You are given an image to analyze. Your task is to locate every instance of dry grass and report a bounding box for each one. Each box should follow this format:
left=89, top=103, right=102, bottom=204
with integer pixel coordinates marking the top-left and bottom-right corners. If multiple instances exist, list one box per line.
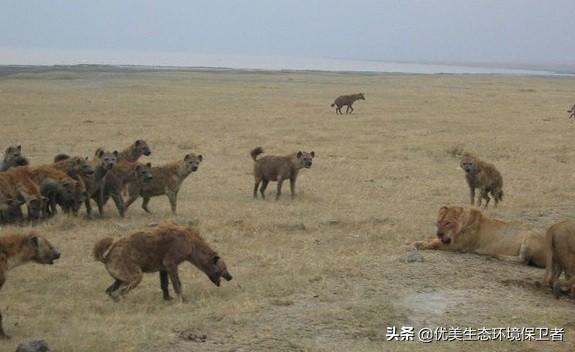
left=0, top=68, right=574, bottom=351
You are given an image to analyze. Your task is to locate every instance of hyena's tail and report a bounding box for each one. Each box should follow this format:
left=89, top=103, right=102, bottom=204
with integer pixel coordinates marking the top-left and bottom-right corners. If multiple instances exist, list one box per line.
left=250, top=147, right=264, bottom=161
left=54, top=153, right=71, bottom=163
left=93, top=237, right=115, bottom=263
left=330, top=103, right=335, bottom=107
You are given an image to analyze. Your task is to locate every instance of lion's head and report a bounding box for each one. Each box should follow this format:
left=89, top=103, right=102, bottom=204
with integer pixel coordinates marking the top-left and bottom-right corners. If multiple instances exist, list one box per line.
left=435, top=206, right=482, bottom=245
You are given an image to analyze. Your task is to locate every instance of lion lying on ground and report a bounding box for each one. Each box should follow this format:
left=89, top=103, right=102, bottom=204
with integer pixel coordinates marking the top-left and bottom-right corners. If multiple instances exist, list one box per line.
left=412, top=206, right=546, bottom=267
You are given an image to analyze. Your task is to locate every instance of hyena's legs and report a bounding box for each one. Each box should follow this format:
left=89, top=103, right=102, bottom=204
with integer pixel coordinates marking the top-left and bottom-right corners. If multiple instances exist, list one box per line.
left=253, top=176, right=262, bottom=199
left=336, top=106, right=342, bottom=115
left=276, top=178, right=285, bottom=200
left=108, top=265, right=143, bottom=301
left=105, top=279, right=122, bottom=295
left=348, top=105, right=354, bottom=114
left=260, top=179, right=269, bottom=199
left=159, top=270, right=172, bottom=300
left=166, top=191, right=178, bottom=215
left=124, top=194, right=139, bottom=211
left=141, top=197, right=152, bottom=213
left=480, top=189, right=491, bottom=208
left=289, top=176, right=297, bottom=200
left=469, top=187, right=476, bottom=206
left=493, top=190, right=503, bottom=207
left=96, top=193, right=108, bottom=216
left=84, top=198, right=92, bottom=218
left=345, top=105, right=351, bottom=114
left=124, top=184, right=141, bottom=211
left=163, top=260, right=185, bottom=303
left=110, top=191, right=125, bottom=217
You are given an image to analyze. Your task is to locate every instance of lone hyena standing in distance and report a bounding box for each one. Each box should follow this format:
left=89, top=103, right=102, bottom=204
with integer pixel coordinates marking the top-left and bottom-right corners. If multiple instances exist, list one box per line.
left=331, top=93, right=365, bottom=115
left=460, top=153, right=504, bottom=208
left=251, top=147, right=314, bottom=200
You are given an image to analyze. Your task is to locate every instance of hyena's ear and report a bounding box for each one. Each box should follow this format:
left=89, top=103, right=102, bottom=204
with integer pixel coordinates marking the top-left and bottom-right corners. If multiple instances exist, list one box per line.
left=28, top=235, right=39, bottom=249
left=297, top=151, right=303, bottom=159
left=310, top=151, right=315, bottom=158
left=135, top=139, right=144, bottom=146
left=95, top=148, right=104, bottom=158
left=16, top=145, right=22, bottom=151
left=84, top=156, right=89, bottom=161
left=213, top=255, right=220, bottom=264
left=197, top=154, right=203, bottom=162
left=146, top=162, right=151, bottom=167
left=113, top=150, right=119, bottom=157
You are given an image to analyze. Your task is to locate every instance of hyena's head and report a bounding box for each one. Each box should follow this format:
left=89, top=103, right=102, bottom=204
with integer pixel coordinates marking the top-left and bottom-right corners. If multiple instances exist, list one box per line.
left=134, top=162, right=153, bottom=182
left=27, top=197, right=45, bottom=220
left=74, top=157, right=95, bottom=177
left=96, top=149, right=118, bottom=170
left=134, top=139, right=152, bottom=157
left=61, top=179, right=87, bottom=203
left=25, top=233, right=61, bottom=265
left=202, top=254, right=233, bottom=287
left=460, top=154, right=478, bottom=174
left=4, top=145, right=28, bottom=167
left=296, top=151, right=315, bottom=169
left=358, top=93, right=365, bottom=100
left=184, top=153, right=203, bottom=173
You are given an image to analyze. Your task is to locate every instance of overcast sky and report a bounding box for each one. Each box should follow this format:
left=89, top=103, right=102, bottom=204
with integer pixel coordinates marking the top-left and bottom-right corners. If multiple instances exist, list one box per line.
left=0, top=0, right=573, bottom=65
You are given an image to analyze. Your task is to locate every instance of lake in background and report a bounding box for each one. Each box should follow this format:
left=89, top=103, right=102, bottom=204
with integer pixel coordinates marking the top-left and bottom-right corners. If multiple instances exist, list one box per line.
left=0, top=48, right=570, bottom=76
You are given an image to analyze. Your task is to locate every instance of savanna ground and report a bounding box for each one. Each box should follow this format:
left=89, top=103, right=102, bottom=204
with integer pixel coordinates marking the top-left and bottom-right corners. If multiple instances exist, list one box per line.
left=0, top=67, right=574, bottom=351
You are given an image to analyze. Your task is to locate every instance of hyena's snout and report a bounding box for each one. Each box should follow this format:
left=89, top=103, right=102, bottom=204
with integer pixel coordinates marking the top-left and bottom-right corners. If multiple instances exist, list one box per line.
left=52, top=250, right=61, bottom=261
left=223, top=271, right=232, bottom=281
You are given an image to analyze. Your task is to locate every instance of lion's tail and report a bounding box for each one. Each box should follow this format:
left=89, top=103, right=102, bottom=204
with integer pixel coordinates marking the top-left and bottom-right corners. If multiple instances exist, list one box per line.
left=93, top=237, right=115, bottom=263
left=250, top=147, right=264, bottom=161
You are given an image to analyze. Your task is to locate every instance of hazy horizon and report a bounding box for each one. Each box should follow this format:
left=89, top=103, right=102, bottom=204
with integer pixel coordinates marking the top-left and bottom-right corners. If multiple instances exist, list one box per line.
left=1, top=0, right=574, bottom=67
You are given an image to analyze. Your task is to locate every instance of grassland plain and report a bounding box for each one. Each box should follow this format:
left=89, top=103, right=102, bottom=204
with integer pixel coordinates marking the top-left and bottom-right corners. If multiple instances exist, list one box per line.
left=0, top=67, right=574, bottom=351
